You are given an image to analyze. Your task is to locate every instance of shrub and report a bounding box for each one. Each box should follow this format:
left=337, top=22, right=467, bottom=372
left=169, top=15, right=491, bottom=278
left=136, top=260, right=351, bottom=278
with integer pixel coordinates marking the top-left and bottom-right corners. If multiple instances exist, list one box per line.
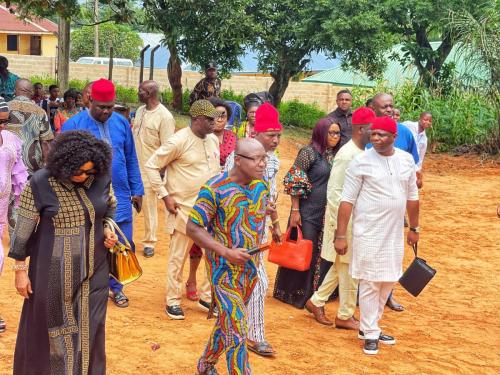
left=278, top=100, right=326, bottom=129
left=161, top=89, right=191, bottom=113
left=220, top=89, right=245, bottom=108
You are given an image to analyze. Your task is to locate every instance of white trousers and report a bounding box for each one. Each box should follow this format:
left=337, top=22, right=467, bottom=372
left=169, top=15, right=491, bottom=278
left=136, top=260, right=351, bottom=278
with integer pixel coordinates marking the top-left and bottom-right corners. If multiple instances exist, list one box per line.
left=247, top=252, right=268, bottom=342
left=359, top=280, right=394, bottom=340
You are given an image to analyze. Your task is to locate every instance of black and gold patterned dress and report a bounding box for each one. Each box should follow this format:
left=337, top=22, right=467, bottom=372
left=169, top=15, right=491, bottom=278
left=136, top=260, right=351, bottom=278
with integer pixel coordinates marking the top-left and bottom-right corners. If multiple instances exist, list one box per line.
left=8, top=168, right=115, bottom=375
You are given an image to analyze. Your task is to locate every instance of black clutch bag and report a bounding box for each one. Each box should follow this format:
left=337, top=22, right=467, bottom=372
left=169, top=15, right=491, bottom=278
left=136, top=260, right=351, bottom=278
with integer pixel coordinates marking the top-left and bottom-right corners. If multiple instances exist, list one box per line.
left=399, top=243, right=436, bottom=297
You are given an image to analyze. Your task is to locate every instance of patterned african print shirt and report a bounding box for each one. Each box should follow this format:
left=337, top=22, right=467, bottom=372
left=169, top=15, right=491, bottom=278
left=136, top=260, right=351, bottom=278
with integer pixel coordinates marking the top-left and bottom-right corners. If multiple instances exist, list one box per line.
left=188, top=77, right=222, bottom=106
left=7, top=96, right=54, bottom=175
left=189, top=172, right=269, bottom=267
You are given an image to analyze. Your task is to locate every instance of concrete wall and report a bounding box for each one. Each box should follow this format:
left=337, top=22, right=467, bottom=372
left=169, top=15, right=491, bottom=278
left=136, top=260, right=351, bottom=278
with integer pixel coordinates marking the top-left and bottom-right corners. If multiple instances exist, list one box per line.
left=3, top=54, right=342, bottom=112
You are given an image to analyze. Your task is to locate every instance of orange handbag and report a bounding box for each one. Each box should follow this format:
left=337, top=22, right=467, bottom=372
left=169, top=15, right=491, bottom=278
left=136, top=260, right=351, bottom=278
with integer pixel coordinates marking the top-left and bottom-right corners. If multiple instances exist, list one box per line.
left=268, top=226, right=313, bottom=271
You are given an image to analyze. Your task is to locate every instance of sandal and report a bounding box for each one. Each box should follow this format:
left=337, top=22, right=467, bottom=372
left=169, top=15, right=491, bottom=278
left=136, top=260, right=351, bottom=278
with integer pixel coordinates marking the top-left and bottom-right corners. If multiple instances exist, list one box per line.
left=386, top=296, right=404, bottom=312
left=186, top=282, right=199, bottom=301
left=0, top=316, right=6, bottom=333
left=109, top=291, right=129, bottom=308
left=247, top=340, right=275, bottom=357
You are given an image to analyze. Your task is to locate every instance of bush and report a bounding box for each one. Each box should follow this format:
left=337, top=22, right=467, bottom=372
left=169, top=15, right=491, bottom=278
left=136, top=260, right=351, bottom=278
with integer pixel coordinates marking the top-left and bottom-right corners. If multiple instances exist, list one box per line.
left=161, top=89, right=191, bottom=113
left=220, top=89, right=245, bottom=108
left=278, top=100, right=326, bottom=129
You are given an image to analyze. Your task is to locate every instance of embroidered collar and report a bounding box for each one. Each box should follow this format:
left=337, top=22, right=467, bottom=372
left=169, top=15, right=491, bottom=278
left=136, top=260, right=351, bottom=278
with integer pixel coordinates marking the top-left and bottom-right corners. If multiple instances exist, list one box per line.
left=60, top=175, right=95, bottom=191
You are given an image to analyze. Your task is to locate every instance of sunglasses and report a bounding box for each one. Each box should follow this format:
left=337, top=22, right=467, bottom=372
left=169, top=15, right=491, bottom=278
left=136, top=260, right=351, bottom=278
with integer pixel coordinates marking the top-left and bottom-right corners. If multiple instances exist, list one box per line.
left=73, top=168, right=97, bottom=177
left=0, top=118, right=9, bottom=124
left=328, top=131, right=341, bottom=137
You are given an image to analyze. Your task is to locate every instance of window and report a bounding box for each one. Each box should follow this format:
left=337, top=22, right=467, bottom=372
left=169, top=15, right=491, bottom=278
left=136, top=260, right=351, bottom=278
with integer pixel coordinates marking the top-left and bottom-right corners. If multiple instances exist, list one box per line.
left=7, top=35, right=18, bottom=51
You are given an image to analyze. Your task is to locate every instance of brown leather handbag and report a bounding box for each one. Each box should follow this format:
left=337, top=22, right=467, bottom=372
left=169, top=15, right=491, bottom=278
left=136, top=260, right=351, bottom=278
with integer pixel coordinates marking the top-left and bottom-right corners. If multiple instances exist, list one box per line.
left=105, top=219, right=143, bottom=285
left=268, top=226, right=313, bottom=271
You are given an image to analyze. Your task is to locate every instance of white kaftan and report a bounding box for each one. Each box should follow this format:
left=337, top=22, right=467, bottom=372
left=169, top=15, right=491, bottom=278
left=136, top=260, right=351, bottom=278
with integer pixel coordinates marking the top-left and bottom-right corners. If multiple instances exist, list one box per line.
left=341, top=148, right=418, bottom=282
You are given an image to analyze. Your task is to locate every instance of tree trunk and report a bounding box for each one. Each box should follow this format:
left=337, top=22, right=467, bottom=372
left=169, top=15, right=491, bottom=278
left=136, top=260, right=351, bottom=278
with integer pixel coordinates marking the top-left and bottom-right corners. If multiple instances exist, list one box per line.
left=57, top=16, right=71, bottom=92
left=269, top=67, right=292, bottom=107
left=167, top=42, right=183, bottom=111
left=94, top=0, right=99, bottom=57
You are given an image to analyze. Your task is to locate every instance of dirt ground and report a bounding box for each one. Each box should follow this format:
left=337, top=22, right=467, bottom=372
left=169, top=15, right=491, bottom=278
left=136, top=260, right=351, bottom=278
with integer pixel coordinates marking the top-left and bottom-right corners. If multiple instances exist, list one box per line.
left=1, top=135, right=499, bottom=375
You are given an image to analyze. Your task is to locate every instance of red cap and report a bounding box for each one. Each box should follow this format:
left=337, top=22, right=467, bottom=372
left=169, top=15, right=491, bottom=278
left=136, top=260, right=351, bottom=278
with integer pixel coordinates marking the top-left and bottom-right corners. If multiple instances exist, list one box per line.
left=371, top=116, right=397, bottom=134
left=352, top=106, right=376, bottom=125
left=254, top=102, right=283, bottom=132
left=91, top=78, right=116, bottom=102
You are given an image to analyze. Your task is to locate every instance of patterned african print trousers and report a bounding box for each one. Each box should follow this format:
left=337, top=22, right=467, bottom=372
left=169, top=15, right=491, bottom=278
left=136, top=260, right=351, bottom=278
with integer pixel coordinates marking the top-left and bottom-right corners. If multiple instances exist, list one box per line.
left=197, top=258, right=258, bottom=375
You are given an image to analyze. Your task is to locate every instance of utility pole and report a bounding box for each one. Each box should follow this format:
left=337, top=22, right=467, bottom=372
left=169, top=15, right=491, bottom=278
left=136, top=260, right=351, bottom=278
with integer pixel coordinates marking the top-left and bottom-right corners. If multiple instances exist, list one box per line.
left=94, top=0, right=99, bottom=57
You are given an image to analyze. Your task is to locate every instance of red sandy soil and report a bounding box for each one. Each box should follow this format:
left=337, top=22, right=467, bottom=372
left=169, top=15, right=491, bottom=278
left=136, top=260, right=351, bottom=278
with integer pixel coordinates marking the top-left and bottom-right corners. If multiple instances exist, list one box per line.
left=1, top=136, right=499, bottom=374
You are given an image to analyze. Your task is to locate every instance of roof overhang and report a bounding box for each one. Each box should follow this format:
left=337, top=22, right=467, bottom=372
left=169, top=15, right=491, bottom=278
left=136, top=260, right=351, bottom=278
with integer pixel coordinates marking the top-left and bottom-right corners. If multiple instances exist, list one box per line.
left=0, top=30, right=56, bottom=35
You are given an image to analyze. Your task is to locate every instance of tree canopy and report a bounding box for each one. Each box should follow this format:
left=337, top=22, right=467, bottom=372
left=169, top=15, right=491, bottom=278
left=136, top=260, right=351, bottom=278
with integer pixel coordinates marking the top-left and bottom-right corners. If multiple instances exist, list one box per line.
left=71, top=22, right=143, bottom=61
left=320, top=0, right=495, bottom=88
left=143, top=0, right=253, bottom=109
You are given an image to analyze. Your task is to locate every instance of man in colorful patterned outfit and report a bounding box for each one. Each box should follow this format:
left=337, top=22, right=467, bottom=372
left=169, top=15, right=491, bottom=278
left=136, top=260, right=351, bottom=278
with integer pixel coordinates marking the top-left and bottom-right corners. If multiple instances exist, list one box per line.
left=187, top=138, right=270, bottom=375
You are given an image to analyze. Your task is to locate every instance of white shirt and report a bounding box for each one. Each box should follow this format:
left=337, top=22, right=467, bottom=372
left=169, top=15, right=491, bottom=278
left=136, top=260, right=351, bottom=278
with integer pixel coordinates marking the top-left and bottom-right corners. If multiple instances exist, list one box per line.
left=403, top=121, right=427, bottom=170
left=341, top=148, right=418, bottom=282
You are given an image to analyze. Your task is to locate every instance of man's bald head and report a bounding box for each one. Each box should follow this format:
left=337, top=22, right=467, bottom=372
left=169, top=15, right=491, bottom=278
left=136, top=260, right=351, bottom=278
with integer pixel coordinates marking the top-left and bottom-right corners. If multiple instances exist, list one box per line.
left=138, top=80, right=160, bottom=104
left=233, top=138, right=267, bottom=182
left=143, top=80, right=159, bottom=94
left=372, top=93, right=394, bottom=117
left=235, top=138, right=265, bottom=155
left=15, top=79, right=34, bottom=97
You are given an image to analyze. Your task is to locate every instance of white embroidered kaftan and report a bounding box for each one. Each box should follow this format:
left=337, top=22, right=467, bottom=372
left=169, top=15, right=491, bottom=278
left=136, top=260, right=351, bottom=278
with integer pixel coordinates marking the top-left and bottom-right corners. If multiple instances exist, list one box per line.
left=341, top=148, right=418, bottom=282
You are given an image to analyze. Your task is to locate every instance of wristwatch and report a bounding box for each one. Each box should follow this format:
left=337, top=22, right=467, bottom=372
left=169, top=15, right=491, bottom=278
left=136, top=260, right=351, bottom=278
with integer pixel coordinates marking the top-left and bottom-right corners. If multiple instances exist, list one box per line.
left=409, top=226, right=420, bottom=233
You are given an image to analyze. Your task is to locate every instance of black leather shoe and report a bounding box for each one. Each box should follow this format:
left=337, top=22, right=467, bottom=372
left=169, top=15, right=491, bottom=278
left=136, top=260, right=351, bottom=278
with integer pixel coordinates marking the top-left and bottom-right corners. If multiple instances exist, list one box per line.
left=165, top=305, right=185, bottom=320
left=143, top=247, right=154, bottom=258
left=358, top=330, right=396, bottom=345
left=363, top=339, right=379, bottom=355
left=379, top=333, right=396, bottom=345
left=199, top=300, right=218, bottom=317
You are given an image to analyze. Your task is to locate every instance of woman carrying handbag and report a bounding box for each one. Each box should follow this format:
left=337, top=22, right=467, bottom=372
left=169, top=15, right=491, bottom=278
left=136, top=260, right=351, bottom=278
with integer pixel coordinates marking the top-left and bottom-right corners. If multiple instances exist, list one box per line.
left=273, top=118, right=342, bottom=309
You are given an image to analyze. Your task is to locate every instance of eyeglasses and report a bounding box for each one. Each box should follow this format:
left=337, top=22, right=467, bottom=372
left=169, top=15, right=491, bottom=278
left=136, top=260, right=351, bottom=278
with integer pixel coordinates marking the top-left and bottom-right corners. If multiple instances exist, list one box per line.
left=328, top=131, right=341, bottom=137
left=73, top=168, right=97, bottom=177
left=236, top=154, right=269, bottom=164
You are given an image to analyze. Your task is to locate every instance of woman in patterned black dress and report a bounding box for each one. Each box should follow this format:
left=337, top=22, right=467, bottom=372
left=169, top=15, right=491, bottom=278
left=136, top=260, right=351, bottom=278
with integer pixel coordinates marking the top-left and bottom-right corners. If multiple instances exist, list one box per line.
left=273, top=118, right=342, bottom=309
left=9, top=131, right=117, bottom=375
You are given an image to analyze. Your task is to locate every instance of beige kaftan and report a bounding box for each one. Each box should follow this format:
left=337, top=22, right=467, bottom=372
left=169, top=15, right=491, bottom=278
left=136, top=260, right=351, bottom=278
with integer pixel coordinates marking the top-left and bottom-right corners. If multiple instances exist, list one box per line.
left=144, top=126, right=220, bottom=234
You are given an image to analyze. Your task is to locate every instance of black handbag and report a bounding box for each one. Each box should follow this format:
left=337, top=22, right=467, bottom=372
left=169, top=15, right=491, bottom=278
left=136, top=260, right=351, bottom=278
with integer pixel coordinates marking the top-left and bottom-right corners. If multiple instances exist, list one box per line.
left=399, top=243, right=436, bottom=297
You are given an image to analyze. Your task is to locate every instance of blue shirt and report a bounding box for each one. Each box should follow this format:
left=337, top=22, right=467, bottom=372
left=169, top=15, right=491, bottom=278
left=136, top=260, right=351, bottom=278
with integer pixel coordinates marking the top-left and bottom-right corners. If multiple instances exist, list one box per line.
left=367, top=123, right=419, bottom=164
left=62, top=110, right=144, bottom=222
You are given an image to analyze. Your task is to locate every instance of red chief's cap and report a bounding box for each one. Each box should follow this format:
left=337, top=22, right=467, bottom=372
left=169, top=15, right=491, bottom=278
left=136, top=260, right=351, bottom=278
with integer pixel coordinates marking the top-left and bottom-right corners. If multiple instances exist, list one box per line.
left=91, top=78, right=116, bottom=102
left=352, top=106, right=376, bottom=125
left=371, top=116, right=397, bottom=134
left=254, top=102, right=283, bottom=132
